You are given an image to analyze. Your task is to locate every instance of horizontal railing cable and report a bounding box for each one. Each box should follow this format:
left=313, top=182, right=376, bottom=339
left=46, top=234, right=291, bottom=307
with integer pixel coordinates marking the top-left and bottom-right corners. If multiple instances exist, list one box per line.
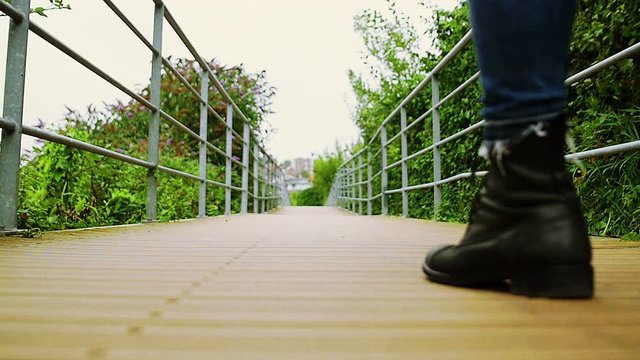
left=366, top=30, right=474, bottom=147
left=159, top=5, right=246, bottom=142
left=565, top=141, right=640, bottom=161
left=20, top=124, right=154, bottom=169
left=0, top=0, right=24, bottom=22
left=386, top=121, right=485, bottom=170
left=565, top=42, right=640, bottom=85
left=28, top=22, right=156, bottom=111
left=102, top=0, right=158, bottom=55
left=385, top=171, right=489, bottom=194
left=0, top=117, right=16, bottom=132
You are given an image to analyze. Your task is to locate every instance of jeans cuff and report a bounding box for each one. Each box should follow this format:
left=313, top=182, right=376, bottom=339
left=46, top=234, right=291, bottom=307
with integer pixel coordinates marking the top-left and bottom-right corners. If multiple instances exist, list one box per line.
left=483, top=112, right=563, bottom=140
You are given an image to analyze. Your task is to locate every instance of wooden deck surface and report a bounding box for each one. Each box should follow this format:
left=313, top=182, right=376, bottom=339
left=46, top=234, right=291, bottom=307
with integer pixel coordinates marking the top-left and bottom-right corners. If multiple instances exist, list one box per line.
left=0, top=206, right=639, bottom=359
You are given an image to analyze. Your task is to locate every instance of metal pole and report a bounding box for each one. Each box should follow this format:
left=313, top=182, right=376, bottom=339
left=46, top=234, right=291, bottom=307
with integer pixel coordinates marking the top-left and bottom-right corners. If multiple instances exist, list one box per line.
left=253, top=142, right=259, bottom=213
left=381, top=125, right=389, bottom=215
left=270, top=163, right=275, bottom=211
left=272, top=164, right=277, bottom=210
left=339, top=169, right=344, bottom=208
left=266, top=162, right=272, bottom=211
left=432, top=76, right=442, bottom=218
left=349, top=160, right=358, bottom=212
left=225, top=105, right=233, bottom=216
left=197, top=71, right=209, bottom=218
left=337, top=169, right=341, bottom=208
left=278, top=170, right=284, bottom=207
left=0, top=0, right=30, bottom=233
left=146, top=2, right=163, bottom=222
left=367, top=150, right=372, bottom=216
left=271, top=164, right=276, bottom=210
left=358, top=155, right=363, bottom=215
left=349, top=162, right=353, bottom=211
left=241, top=123, right=250, bottom=213
left=400, top=107, right=409, bottom=218
left=261, top=156, right=266, bottom=213
left=340, top=168, right=349, bottom=209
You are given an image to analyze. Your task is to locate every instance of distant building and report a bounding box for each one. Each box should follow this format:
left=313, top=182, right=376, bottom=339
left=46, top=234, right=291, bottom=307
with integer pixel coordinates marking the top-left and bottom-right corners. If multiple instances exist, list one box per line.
left=284, top=157, right=313, bottom=177
left=285, top=175, right=312, bottom=192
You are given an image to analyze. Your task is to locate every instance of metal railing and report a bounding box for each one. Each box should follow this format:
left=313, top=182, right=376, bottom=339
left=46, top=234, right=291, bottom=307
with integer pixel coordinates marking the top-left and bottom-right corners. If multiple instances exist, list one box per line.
left=333, top=29, right=640, bottom=218
left=0, top=0, right=286, bottom=234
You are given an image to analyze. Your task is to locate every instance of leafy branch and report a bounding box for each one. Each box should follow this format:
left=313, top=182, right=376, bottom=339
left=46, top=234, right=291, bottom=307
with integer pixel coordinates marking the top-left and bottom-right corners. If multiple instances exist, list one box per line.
left=1, top=0, right=71, bottom=17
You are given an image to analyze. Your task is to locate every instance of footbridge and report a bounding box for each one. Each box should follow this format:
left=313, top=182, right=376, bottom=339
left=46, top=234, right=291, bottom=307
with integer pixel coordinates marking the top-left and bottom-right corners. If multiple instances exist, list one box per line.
left=1, top=1, right=639, bottom=358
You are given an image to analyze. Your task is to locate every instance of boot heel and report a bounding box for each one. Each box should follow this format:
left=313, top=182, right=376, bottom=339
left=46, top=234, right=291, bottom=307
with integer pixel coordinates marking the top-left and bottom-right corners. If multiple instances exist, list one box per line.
left=510, top=264, right=593, bottom=299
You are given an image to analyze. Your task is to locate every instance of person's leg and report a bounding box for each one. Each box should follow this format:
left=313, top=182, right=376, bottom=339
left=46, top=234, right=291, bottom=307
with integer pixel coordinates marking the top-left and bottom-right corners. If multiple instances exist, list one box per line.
left=470, top=0, right=576, bottom=139
left=422, top=0, right=593, bottom=298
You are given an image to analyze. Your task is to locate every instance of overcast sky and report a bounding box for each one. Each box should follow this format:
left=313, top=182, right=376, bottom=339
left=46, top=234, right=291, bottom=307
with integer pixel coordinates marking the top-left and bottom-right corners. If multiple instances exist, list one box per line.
left=1, top=0, right=457, bottom=161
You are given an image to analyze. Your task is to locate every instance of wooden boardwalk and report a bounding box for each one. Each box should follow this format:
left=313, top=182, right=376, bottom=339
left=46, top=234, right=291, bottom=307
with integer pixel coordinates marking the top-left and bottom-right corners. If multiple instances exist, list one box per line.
left=0, top=206, right=639, bottom=359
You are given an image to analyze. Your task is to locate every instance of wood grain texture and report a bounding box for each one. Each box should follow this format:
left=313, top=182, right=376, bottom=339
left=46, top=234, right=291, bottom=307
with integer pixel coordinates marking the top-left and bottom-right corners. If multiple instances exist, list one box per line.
left=1, top=206, right=638, bottom=359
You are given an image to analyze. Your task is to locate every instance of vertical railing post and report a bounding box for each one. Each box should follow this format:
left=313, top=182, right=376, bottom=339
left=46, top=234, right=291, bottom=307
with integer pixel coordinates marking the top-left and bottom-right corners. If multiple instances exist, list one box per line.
left=0, top=0, right=30, bottom=233
left=343, top=167, right=347, bottom=210
left=261, top=155, right=266, bottom=213
left=241, top=124, right=250, bottom=213
left=381, top=125, right=389, bottom=216
left=340, top=169, right=344, bottom=209
left=266, top=161, right=272, bottom=211
left=273, top=164, right=277, bottom=209
left=272, top=164, right=276, bottom=210
left=400, top=107, right=409, bottom=218
left=277, top=169, right=284, bottom=207
left=225, top=105, right=233, bottom=216
left=272, top=164, right=277, bottom=209
left=347, top=159, right=354, bottom=212
left=146, top=2, right=163, bottom=222
left=336, top=169, right=341, bottom=208
left=367, top=150, right=372, bottom=216
left=358, top=154, right=363, bottom=215
left=349, top=159, right=358, bottom=212
left=272, top=163, right=277, bottom=209
left=253, top=143, right=259, bottom=213
left=432, top=75, right=442, bottom=218
left=197, top=71, right=209, bottom=218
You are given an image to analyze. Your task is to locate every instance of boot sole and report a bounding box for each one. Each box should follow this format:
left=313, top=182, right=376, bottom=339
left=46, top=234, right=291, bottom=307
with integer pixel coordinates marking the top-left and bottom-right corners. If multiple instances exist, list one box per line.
left=510, top=264, right=594, bottom=299
left=423, top=262, right=594, bottom=299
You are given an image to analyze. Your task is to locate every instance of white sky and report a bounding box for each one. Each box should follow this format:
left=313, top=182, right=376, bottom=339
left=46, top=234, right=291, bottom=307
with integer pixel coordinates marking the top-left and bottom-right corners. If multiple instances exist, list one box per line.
left=1, top=0, right=457, bottom=161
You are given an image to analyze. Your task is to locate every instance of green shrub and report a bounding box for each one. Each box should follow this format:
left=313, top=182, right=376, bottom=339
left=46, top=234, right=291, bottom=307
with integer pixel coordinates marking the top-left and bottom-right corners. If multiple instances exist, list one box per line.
left=17, top=58, right=275, bottom=230
left=349, top=0, right=639, bottom=238
left=295, top=187, right=325, bottom=206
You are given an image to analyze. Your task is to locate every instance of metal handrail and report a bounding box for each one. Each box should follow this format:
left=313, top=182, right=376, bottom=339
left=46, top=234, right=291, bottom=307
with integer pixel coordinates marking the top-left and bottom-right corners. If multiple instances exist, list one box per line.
left=335, top=22, right=640, bottom=218
left=102, top=0, right=158, bottom=56
left=28, top=20, right=156, bottom=111
left=0, top=0, right=285, bottom=233
left=158, top=3, right=283, bottom=175
left=364, top=30, right=475, bottom=148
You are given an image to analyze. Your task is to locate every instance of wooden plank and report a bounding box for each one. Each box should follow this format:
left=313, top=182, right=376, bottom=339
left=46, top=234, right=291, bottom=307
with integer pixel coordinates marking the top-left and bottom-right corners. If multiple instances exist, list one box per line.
left=0, top=206, right=638, bottom=359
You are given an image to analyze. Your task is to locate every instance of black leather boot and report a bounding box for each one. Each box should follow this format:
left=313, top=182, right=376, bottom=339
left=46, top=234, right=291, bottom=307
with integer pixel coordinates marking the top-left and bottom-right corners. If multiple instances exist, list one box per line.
left=422, top=120, right=593, bottom=298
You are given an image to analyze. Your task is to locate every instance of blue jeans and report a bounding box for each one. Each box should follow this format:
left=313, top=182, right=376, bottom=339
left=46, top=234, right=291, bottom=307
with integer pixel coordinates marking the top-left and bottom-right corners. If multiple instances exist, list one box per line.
left=468, top=0, right=577, bottom=140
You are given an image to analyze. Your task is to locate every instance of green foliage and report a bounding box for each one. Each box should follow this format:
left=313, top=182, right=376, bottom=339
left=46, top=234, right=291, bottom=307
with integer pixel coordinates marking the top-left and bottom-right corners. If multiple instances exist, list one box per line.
left=18, top=58, right=274, bottom=231
left=292, top=151, right=343, bottom=207
left=567, top=0, right=640, bottom=238
left=295, top=187, right=325, bottom=206
left=349, top=0, right=639, bottom=238
left=312, top=154, right=344, bottom=201
left=289, top=190, right=299, bottom=206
